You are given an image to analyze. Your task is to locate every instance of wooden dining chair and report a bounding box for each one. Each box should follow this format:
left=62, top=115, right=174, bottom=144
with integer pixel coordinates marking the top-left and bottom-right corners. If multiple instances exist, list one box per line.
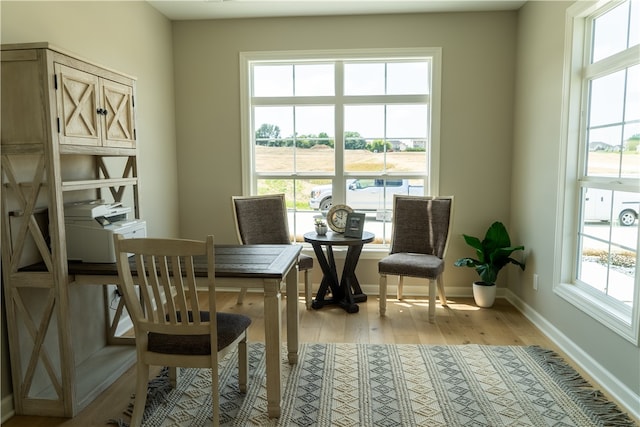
left=232, top=193, right=314, bottom=309
left=113, top=234, right=251, bottom=427
left=378, top=195, right=454, bottom=323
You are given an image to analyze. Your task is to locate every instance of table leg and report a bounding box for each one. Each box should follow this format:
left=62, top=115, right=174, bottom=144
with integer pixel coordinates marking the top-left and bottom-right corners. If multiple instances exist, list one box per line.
left=310, top=244, right=340, bottom=309
left=263, top=279, right=282, bottom=418
left=310, top=242, right=369, bottom=313
left=325, top=246, right=340, bottom=295
left=344, top=244, right=367, bottom=302
left=338, top=244, right=366, bottom=313
left=285, top=265, right=299, bottom=364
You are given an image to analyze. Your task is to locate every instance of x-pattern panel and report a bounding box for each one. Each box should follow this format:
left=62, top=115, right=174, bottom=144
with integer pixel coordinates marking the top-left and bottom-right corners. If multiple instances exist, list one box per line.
left=62, top=76, right=98, bottom=138
left=104, top=85, right=133, bottom=141
left=13, top=287, right=63, bottom=401
left=97, top=156, right=136, bottom=202
left=2, top=155, right=63, bottom=401
left=1, top=155, right=53, bottom=272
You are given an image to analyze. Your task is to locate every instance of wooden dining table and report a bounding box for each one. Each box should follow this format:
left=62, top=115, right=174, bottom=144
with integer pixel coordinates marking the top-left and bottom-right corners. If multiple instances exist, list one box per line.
left=25, top=244, right=302, bottom=418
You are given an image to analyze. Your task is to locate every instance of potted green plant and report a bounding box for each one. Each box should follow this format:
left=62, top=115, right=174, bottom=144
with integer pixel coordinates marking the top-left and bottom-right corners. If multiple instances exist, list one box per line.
left=453, top=221, right=526, bottom=307
left=314, top=217, right=328, bottom=236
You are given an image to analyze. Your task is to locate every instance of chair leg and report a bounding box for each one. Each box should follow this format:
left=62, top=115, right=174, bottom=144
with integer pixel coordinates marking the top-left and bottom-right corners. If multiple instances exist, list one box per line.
left=379, top=274, right=387, bottom=316
left=168, top=366, right=178, bottom=388
left=397, top=275, right=404, bottom=300
left=236, top=288, right=247, bottom=305
left=304, top=269, right=312, bottom=310
left=437, top=274, right=447, bottom=307
left=428, top=278, right=436, bottom=323
left=130, top=362, right=150, bottom=427
left=238, top=334, right=248, bottom=393
left=211, top=356, right=220, bottom=427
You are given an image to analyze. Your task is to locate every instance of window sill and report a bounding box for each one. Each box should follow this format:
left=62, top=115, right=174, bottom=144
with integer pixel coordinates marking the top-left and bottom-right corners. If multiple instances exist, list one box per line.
left=554, top=282, right=638, bottom=345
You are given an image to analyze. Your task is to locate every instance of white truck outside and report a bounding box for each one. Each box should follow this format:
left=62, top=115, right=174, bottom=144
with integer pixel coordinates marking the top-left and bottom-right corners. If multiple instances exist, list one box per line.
left=309, top=179, right=424, bottom=214
left=584, top=188, right=639, bottom=226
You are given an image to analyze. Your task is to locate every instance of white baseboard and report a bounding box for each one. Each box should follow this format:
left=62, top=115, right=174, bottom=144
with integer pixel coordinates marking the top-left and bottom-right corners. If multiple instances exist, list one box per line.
left=505, top=290, right=640, bottom=421
left=2, top=394, right=15, bottom=423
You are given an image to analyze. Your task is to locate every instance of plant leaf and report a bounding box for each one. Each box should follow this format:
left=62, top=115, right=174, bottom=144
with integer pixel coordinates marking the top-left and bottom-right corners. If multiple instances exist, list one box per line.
left=454, top=221, right=525, bottom=283
left=453, top=257, right=479, bottom=268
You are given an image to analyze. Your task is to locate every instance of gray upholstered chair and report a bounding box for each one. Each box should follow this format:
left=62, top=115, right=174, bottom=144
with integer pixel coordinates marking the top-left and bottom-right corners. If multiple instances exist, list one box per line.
left=378, top=195, right=454, bottom=323
left=232, top=194, right=314, bottom=309
left=113, top=234, right=251, bottom=427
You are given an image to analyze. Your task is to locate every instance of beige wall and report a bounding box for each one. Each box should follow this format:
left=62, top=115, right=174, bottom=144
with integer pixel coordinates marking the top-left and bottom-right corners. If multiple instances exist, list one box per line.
left=1, top=1, right=180, bottom=239
left=0, top=0, right=179, bottom=407
left=172, top=11, right=519, bottom=289
left=512, top=0, right=640, bottom=401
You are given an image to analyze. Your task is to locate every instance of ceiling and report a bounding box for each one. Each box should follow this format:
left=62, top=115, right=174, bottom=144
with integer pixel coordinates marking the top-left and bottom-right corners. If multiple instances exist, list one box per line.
left=147, top=0, right=527, bottom=21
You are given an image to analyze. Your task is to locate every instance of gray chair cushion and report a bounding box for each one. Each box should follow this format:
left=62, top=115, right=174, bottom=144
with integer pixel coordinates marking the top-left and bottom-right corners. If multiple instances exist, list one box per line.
left=378, top=252, right=444, bottom=278
left=298, top=253, right=313, bottom=271
left=148, top=311, right=251, bottom=355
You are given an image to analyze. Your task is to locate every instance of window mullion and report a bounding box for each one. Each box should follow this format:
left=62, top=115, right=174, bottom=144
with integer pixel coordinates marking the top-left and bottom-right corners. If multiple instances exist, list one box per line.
left=334, top=61, right=346, bottom=204
left=252, top=96, right=337, bottom=105
left=583, top=46, right=640, bottom=79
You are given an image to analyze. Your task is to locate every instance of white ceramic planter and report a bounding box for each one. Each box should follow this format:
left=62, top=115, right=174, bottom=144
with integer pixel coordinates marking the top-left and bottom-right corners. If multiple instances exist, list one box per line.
left=472, top=282, right=496, bottom=308
left=315, top=225, right=328, bottom=236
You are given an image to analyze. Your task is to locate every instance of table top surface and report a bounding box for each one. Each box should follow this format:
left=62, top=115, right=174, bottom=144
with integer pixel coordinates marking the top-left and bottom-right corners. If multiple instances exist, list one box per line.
left=23, top=244, right=302, bottom=279
left=304, top=231, right=375, bottom=246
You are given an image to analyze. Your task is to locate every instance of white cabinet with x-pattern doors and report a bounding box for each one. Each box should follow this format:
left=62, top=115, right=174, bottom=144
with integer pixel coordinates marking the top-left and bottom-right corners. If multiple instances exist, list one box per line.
left=56, top=62, right=135, bottom=149
left=1, top=43, right=140, bottom=418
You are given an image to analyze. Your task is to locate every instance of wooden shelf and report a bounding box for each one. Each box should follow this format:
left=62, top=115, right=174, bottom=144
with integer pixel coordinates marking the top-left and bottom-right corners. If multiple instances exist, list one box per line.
left=0, top=143, right=136, bottom=157
left=61, top=178, right=138, bottom=192
left=59, top=145, right=136, bottom=156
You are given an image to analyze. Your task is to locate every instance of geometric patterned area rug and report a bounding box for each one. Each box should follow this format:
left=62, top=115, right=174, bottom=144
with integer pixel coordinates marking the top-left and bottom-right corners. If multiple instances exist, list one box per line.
left=110, top=343, right=636, bottom=427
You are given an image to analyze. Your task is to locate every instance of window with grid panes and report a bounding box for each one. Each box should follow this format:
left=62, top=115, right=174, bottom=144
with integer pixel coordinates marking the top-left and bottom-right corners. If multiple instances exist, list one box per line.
left=239, top=49, right=441, bottom=248
left=557, top=0, right=640, bottom=343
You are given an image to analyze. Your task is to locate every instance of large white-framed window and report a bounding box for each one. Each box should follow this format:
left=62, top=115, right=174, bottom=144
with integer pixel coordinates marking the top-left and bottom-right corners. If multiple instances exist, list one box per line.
left=557, top=0, right=640, bottom=343
left=239, top=48, right=441, bottom=249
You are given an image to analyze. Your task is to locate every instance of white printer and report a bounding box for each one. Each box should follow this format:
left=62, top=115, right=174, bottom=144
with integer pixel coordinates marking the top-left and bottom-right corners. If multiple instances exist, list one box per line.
left=64, top=200, right=147, bottom=263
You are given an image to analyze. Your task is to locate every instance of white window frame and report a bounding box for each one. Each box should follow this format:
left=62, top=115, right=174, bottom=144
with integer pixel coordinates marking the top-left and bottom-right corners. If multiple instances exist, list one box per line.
left=556, top=0, right=640, bottom=344
left=239, top=48, right=442, bottom=250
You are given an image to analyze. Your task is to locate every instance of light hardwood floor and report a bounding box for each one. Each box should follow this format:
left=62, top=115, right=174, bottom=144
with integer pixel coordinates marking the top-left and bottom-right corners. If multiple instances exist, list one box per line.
left=0, top=292, right=625, bottom=426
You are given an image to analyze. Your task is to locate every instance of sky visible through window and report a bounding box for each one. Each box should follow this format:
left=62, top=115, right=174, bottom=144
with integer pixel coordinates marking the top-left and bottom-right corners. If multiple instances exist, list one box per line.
left=252, top=61, right=430, bottom=140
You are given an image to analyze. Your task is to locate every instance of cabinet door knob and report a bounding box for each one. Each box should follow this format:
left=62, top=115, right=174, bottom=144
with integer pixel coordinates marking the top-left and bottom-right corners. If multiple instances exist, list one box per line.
left=96, top=108, right=108, bottom=116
